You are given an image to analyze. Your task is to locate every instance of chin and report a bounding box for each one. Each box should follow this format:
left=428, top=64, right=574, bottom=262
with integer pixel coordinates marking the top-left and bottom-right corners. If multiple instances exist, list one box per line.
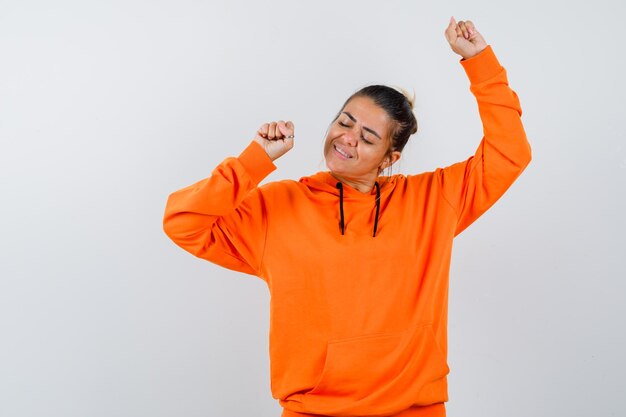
left=326, top=163, right=354, bottom=179
left=324, top=156, right=343, bottom=174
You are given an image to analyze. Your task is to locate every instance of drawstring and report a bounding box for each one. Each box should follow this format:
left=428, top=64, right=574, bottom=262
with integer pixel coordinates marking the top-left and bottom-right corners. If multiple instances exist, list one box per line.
left=336, top=182, right=345, bottom=235
left=373, top=181, right=380, bottom=237
left=335, top=181, right=381, bottom=237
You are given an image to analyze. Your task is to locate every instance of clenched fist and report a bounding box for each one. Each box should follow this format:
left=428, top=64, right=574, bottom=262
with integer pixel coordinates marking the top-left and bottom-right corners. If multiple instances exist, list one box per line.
left=444, top=17, right=488, bottom=60
left=253, top=120, right=295, bottom=161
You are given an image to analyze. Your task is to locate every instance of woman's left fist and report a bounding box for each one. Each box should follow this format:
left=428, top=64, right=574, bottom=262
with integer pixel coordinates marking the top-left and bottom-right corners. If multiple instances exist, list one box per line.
left=444, top=17, right=488, bottom=60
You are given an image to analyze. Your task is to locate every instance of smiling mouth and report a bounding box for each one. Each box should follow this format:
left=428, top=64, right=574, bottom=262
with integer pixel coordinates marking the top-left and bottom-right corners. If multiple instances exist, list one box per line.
left=334, top=144, right=352, bottom=159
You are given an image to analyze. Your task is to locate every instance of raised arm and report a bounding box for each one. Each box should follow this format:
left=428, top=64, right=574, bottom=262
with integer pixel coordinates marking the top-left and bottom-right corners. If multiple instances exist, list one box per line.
left=438, top=18, right=532, bottom=235
left=162, top=121, right=295, bottom=277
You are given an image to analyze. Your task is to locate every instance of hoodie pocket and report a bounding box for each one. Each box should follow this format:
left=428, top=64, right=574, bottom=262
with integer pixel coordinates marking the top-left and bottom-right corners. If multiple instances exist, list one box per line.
left=304, top=323, right=449, bottom=415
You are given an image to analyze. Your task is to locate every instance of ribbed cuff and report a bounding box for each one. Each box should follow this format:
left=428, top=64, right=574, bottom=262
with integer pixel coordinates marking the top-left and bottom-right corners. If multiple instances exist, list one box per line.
left=281, top=403, right=445, bottom=417
left=460, top=45, right=503, bottom=85
left=238, top=140, right=277, bottom=185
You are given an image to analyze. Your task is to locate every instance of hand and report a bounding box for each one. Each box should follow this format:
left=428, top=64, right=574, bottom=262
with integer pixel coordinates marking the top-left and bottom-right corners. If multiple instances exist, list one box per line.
left=253, top=120, right=295, bottom=161
left=444, top=17, right=488, bottom=60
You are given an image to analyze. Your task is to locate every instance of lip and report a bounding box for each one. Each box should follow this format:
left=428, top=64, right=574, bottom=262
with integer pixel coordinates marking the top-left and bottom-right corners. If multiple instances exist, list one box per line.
left=333, top=144, right=353, bottom=160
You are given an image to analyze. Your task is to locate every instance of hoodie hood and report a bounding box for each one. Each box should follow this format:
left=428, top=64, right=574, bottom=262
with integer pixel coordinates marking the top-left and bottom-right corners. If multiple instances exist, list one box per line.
left=299, top=171, right=398, bottom=237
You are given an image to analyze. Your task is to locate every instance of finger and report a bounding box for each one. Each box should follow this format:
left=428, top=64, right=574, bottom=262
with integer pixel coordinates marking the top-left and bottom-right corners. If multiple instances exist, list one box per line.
left=275, top=120, right=286, bottom=139
left=458, top=21, right=469, bottom=39
left=465, top=20, right=475, bottom=36
left=283, top=122, right=295, bottom=148
left=455, top=21, right=463, bottom=39
left=444, top=16, right=457, bottom=43
left=285, top=121, right=295, bottom=136
left=268, top=122, right=277, bottom=140
left=258, top=123, right=269, bottom=138
left=276, top=121, right=286, bottom=138
left=277, top=120, right=294, bottom=138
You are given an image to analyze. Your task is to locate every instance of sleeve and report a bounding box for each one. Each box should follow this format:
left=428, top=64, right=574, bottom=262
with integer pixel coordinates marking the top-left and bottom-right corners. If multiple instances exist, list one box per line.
left=162, top=141, right=276, bottom=278
left=436, top=45, right=532, bottom=236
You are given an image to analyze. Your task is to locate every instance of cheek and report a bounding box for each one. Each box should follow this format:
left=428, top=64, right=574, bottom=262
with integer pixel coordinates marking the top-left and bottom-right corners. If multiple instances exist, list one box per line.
left=323, top=135, right=332, bottom=155
left=323, top=128, right=338, bottom=153
left=367, top=146, right=390, bottom=166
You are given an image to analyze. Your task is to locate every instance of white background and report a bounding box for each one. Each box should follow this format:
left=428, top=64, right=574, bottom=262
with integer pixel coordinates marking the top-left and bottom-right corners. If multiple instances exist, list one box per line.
left=1, top=1, right=624, bottom=416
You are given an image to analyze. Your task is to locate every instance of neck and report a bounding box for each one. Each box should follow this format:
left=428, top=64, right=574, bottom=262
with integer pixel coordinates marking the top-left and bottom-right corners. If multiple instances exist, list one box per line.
left=330, top=171, right=378, bottom=193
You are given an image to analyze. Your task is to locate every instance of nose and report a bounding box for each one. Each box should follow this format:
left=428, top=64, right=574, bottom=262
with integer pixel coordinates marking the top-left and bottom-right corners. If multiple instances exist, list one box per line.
left=342, top=131, right=358, bottom=147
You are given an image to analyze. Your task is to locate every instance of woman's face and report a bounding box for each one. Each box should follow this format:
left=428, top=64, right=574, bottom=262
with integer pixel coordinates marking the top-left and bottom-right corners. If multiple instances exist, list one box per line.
left=323, top=96, right=398, bottom=180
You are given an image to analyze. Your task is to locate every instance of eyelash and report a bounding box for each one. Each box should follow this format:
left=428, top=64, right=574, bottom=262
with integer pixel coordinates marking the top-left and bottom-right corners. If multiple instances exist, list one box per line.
left=338, top=121, right=373, bottom=144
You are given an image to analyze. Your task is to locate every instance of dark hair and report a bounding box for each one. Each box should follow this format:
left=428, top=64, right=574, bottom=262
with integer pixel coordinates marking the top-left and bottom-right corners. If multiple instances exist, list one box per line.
left=335, top=85, right=418, bottom=154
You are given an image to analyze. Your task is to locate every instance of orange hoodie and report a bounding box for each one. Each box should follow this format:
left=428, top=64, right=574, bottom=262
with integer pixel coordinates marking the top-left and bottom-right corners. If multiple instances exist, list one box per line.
left=163, top=45, right=531, bottom=417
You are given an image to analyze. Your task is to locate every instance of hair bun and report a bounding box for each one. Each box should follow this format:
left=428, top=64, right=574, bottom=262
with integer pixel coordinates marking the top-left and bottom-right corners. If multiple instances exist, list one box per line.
left=392, top=86, right=416, bottom=110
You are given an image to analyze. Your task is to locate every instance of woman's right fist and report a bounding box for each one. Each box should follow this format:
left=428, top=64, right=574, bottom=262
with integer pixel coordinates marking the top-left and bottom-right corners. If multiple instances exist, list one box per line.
left=253, top=120, right=295, bottom=161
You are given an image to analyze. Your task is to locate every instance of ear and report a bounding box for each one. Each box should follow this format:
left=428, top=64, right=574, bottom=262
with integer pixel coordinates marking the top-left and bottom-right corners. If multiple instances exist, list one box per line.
left=380, top=151, right=402, bottom=171
left=379, top=151, right=401, bottom=171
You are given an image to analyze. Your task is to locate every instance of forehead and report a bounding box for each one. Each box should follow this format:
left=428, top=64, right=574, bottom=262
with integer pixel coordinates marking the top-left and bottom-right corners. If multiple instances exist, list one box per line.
left=342, top=96, right=391, bottom=136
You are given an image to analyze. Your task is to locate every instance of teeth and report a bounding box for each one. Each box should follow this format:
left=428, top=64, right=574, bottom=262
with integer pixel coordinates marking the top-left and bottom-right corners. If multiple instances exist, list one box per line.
left=334, top=145, right=351, bottom=158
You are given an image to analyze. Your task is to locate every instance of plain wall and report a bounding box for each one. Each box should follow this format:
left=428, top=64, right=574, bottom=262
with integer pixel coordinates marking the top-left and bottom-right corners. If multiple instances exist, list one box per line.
left=1, top=1, right=625, bottom=416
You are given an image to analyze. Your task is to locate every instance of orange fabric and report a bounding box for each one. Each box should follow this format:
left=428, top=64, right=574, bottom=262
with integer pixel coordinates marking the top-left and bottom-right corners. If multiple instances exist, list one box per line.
left=281, top=402, right=445, bottom=417
left=163, top=45, right=531, bottom=417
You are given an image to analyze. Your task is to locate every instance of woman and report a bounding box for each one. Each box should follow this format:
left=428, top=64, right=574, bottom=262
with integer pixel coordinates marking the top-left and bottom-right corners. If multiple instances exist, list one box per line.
left=163, top=17, right=531, bottom=417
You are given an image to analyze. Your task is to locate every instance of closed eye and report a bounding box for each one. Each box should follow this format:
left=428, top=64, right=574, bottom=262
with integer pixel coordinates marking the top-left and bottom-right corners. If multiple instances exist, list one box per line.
left=338, top=121, right=373, bottom=144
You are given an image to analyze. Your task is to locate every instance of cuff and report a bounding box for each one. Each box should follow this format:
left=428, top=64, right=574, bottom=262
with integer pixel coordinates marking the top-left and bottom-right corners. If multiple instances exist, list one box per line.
left=460, top=45, right=503, bottom=85
left=238, top=140, right=277, bottom=185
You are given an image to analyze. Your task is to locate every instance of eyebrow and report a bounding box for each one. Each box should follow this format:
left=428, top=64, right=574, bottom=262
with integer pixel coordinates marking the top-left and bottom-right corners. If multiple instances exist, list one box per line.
left=342, top=112, right=382, bottom=140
